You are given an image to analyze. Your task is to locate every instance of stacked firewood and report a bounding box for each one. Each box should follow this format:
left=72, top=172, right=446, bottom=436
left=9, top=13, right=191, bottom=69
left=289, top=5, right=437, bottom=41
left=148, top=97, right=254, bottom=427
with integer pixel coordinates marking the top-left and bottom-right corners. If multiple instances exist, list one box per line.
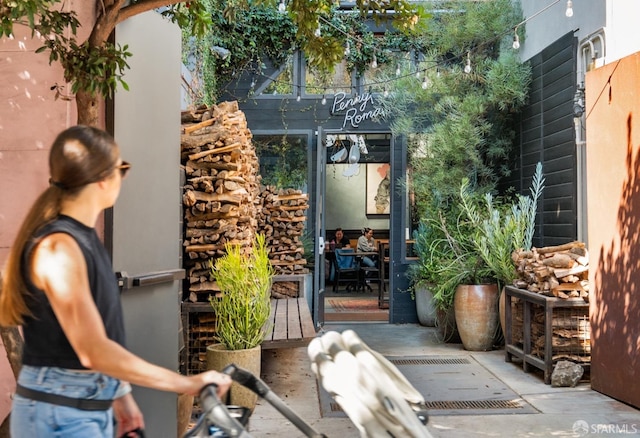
left=511, top=307, right=591, bottom=363
left=181, top=101, right=262, bottom=302
left=259, top=186, right=309, bottom=276
left=511, top=241, right=589, bottom=300
left=180, top=102, right=309, bottom=302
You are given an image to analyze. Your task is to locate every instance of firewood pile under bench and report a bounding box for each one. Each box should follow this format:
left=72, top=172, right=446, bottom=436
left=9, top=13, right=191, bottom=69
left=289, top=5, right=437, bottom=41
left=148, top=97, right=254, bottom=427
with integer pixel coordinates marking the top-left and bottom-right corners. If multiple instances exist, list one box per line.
left=504, top=285, right=590, bottom=384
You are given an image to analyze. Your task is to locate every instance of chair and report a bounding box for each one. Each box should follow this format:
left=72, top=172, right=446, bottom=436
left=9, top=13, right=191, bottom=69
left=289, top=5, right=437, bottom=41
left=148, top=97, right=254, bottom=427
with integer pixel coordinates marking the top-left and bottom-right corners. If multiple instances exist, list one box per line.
left=358, top=255, right=380, bottom=295
left=333, top=248, right=359, bottom=292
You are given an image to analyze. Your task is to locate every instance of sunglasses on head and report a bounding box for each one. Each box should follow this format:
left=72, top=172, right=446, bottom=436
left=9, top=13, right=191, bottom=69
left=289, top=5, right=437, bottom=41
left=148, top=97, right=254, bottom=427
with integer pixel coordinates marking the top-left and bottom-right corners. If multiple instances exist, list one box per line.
left=116, top=161, right=131, bottom=178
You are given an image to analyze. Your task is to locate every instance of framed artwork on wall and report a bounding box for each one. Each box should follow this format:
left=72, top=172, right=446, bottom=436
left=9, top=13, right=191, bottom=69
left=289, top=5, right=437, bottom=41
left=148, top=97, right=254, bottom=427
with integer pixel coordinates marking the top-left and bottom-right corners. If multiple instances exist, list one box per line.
left=366, top=163, right=391, bottom=215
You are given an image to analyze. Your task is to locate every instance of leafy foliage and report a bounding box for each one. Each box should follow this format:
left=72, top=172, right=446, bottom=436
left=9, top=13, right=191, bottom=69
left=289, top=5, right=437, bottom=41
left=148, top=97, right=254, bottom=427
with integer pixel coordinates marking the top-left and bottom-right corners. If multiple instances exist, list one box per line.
left=4, top=0, right=423, bottom=107
left=209, top=234, right=274, bottom=350
left=394, top=1, right=533, bottom=309
left=184, top=0, right=427, bottom=103
left=459, top=162, right=545, bottom=288
left=380, top=0, right=531, bottom=221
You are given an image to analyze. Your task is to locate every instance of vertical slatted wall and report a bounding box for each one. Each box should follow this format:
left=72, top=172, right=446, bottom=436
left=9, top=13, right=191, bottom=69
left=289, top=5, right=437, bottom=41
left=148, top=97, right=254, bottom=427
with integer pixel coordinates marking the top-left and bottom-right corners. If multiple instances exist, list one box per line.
left=502, top=32, right=579, bottom=247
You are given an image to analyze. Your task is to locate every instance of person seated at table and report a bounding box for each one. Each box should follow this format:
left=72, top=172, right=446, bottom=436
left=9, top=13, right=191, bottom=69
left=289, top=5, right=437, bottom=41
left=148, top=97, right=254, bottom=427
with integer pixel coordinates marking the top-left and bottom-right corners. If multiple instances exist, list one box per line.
left=357, top=227, right=378, bottom=268
left=331, top=227, right=351, bottom=249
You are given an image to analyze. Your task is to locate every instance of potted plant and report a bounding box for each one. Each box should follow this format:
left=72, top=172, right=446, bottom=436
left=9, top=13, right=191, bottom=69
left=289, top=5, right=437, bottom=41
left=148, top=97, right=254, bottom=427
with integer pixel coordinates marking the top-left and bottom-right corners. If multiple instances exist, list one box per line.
left=409, top=193, right=495, bottom=344
left=407, top=221, right=441, bottom=327
left=460, top=162, right=545, bottom=335
left=206, top=233, right=273, bottom=409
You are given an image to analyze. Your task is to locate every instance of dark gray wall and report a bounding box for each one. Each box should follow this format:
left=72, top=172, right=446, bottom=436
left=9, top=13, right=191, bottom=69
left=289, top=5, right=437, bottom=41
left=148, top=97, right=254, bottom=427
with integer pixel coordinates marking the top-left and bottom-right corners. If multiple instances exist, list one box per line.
left=501, top=31, right=579, bottom=247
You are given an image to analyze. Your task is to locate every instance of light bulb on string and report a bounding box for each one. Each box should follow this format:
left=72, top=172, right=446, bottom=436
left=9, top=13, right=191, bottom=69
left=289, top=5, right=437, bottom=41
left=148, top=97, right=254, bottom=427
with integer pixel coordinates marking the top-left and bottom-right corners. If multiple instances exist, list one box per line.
left=415, top=70, right=420, bottom=79
left=464, top=52, right=472, bottom=74
left=321, top=94, right=327, bottom=105
left=344, top=41, right=351, bottom=57
left=383, top=87, right=389, bottom=97
left=250, top=77, right=256, bottom=89
left=371, top=53, right=378, bottom=69
left=565, top=0, right=573, bottom=17
left=296, top=86, right=301, bottom=102
left=436, top=68, right=441, bottom=78
left=314, top=22, right=321, bottom=38
left=278, top=0, right=286, bottom=14
left=395, top=64, right=401, bottom=76
left=512, top=30, right=520, bottom=50
left=421, top=76, right=428, bottom=90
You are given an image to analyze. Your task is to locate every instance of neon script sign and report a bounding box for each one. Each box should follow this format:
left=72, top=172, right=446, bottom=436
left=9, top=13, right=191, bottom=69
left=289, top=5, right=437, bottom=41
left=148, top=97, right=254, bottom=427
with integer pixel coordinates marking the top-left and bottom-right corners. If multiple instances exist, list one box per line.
left=331, top=91, right=385, bottom=129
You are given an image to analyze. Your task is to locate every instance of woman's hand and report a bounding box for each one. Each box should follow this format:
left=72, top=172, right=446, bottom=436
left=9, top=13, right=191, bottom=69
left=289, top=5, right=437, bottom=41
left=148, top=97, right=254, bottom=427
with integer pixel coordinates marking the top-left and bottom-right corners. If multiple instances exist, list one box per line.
left=113, top=393, right=145, bottom=437
left=188, top=370, right=232, bottom=398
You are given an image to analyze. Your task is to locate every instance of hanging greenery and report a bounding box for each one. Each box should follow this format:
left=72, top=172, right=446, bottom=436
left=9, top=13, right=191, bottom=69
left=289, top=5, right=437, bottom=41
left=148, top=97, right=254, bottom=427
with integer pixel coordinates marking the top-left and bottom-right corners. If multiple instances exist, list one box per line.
left=182, top=0, right=427, bottom=104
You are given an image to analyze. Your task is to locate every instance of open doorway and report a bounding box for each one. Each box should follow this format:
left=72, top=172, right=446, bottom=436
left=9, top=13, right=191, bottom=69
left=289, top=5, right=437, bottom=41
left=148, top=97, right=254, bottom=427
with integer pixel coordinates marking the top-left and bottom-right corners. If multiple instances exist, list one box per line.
left=323, top=133, right=391, bottom=322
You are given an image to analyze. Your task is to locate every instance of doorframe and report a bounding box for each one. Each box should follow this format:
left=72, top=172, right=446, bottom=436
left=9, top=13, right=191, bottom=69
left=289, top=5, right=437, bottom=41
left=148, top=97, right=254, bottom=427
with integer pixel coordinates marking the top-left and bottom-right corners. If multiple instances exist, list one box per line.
left=314, top=128, right=408, bottom=325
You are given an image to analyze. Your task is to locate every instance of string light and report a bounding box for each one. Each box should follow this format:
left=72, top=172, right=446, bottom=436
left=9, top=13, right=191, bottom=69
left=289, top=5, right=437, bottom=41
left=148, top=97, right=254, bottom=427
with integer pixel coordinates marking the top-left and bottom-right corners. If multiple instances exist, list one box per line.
left=464, top=52, right=472, bottom=74
left=421, top=76, right=428, bottom=89
left=314, top=22, right=322, bottom=38
left=371, top=53, right=378, bottom=69
left=321, top=94, right=327, bottom=105
left=565, top=0, right=573, bottom=17
left=278, top=0, right=286, bottom=14
left=249, top=1, right=572, bottom=99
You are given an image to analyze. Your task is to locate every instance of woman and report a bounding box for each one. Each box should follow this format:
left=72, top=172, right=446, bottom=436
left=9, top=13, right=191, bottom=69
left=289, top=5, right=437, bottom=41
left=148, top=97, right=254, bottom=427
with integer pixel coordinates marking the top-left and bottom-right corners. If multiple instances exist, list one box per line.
left=0, top=126, right=231, bottom=437
left=357, top=227, right=378, bottom=268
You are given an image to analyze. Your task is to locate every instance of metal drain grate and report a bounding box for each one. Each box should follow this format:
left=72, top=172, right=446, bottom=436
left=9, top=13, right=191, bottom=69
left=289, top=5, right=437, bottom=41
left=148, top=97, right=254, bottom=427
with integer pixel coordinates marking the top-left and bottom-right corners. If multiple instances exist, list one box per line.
left=330, top=399, right=525, bottom=413
left=424, top=399, right=525, bottom=410
left=318, top=355, right=537, bottom=417
left=390, top=357, right=470, bottom=366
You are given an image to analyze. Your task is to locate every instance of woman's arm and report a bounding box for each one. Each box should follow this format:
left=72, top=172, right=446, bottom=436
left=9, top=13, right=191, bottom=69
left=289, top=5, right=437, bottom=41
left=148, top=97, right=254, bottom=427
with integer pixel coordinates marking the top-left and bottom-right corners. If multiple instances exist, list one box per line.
left=31, top=233, right=230, bottom=396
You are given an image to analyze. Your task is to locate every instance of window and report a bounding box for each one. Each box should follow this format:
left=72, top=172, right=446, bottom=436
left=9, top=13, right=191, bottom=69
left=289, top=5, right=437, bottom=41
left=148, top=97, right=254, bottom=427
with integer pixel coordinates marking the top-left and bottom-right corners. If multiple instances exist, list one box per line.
left=253, top=134, right=308, bottom=190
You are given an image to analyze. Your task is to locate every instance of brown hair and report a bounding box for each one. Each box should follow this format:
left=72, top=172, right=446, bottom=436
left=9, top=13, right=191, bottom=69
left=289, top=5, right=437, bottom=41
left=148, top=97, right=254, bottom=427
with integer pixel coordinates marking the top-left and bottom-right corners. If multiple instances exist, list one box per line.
left=0, top=126, right=118, bottom=326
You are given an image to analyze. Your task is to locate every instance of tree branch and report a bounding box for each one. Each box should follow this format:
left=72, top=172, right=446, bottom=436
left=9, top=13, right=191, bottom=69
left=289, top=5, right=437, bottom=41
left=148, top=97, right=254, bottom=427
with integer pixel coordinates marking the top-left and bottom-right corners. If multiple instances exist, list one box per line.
left=90, top=0, right=127, bottom=46
left=117, top=0, right=187, bottom=25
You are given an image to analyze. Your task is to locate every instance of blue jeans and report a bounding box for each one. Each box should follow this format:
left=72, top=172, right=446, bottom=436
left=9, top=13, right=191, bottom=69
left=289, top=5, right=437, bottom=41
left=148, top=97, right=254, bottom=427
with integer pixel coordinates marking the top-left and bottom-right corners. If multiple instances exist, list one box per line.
left=361, top=256, right=376, bottom=268
left=11, top=365, right=119, bottom=438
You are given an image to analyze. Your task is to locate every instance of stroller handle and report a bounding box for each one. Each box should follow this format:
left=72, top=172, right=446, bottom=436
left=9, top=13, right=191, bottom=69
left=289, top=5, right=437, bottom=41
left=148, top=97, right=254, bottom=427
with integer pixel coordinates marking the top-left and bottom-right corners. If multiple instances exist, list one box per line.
left=183, top=384, right=252, bottom=438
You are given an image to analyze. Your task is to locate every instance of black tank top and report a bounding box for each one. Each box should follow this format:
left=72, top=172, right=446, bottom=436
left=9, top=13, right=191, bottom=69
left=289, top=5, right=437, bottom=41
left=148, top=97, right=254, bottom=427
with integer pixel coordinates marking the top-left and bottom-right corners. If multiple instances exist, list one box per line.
left=21, top=215, right=126, bottom=369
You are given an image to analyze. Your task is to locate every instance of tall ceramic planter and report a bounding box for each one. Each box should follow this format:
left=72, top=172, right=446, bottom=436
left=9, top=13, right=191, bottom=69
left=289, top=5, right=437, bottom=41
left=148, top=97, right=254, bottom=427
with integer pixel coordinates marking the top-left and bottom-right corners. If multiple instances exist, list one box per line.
left=454, top=284, right=499, bottom=351
left=415, top=282, right=437, bottom=327
left=206, top=343, right=261, bottom=410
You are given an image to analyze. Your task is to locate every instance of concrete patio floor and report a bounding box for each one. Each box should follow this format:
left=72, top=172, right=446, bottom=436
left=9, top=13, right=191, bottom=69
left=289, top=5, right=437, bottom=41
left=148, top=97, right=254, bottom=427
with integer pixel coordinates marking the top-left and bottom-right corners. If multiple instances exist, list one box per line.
left=248, top=322, right=640, bottom=437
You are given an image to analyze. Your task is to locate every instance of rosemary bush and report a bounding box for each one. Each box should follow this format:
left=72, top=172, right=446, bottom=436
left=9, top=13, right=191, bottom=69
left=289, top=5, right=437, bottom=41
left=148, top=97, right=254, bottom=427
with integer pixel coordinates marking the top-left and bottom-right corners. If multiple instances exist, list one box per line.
left=209, top=234, right=273, bottom=350
left=460, top=162, right=545, bottom=289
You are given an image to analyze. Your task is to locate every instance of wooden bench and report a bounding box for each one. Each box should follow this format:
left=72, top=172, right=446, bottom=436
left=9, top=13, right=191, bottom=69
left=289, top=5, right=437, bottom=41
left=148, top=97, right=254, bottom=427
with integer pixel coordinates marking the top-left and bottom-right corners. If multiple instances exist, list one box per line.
left=262, top=297, right=317, bottom=349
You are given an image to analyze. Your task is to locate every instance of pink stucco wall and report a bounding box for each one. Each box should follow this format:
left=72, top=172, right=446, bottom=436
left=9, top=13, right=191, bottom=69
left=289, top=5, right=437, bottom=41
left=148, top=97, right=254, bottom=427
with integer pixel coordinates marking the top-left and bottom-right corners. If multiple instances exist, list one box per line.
left=0, top=1, right=97, bottom=423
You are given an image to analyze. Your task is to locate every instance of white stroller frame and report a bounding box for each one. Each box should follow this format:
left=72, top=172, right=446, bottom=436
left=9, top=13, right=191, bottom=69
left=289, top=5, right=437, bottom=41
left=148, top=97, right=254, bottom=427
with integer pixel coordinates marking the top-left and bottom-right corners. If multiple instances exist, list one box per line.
left=185, top=330, right=432, bottom=438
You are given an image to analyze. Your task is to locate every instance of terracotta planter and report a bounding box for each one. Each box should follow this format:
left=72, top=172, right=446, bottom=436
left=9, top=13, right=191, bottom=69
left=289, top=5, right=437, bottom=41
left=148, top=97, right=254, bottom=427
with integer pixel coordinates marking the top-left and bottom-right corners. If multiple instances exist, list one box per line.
left=454, top=284, right=499, bottom=351
left=415, top=283, right=437, bottom=327
left=177, top=393, right=194, bottom=437
left=206, top=343, right=261, bottom=411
